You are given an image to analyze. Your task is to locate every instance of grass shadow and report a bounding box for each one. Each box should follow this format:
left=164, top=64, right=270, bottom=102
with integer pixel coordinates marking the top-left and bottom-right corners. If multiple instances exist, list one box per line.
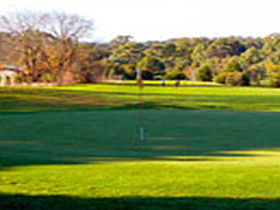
left=1, top=193, right=280, bottom=210
left=1, top=109, right=280, bottom=169
left=3, top=86, right=280, bottom=113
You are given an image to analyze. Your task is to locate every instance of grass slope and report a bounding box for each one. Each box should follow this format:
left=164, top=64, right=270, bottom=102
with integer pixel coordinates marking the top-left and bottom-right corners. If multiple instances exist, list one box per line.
left=1, top=82, right=280, bottom=209
left=2, top=81, right=280, bottom=112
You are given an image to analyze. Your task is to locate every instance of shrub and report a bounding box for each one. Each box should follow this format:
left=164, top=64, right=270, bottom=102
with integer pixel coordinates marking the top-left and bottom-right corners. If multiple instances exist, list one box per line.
left=214, top=72, right=228, bottom=84
left=225, top=72, right=250, bottom=86
left=141, top=70, right=154, bottom=80
left=195, top=65, right=213, bottom=81
left=154, top=75, right=163, bottom=80
left=266, top=64, right=280, bottom=87
left=165, top=71, right=186, bottom=80
left=41, top=73, right=55, bottom=83
left=268, top=78, right=280, bottom=87
left=123, top=68, right=136, bottom=80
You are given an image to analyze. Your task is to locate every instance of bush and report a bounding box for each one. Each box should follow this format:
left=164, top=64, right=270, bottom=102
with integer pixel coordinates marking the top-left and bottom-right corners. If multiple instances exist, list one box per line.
left=195, top=65, right=213, bottom=81
left=141, top=70, right=154, bottom=80
left=266, top=64, right=280, bottom=87
left=268, top=78, right=280, bottom=87
left=123, top=68, right=136, bottom=80
left=154, top=75, right=163, bottom=80
left=225, top=72, right=250, bottom=86
left=165, top=71, right=186, bottom=80
left=41, top=73, right=55, bottom=83
left=214, top=72, right=228, bottom=84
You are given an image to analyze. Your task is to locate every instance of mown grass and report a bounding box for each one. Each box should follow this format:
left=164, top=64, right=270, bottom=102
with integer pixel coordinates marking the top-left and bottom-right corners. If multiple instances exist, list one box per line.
left=2, top=81, right=280, bottom=112
left=1, top=82, right=280, bottom=209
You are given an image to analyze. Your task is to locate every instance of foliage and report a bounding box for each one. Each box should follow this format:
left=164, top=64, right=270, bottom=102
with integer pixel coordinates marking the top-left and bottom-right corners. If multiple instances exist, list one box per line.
left=137, top=56, right=165, bottom=75
left=247, top=63, right=266, bottom=85
left=225, top=72, right=250, bottom=86
left=206, top=38, right=246, bottom=58
left=191, top=43, right=206, bottom=64
left=266, top=63, right=280, bottom=87
left=140, top=69, right=154, bottom=80
left=102, top=35, right=276, bottom=85
left=164, top=70, right=186, bottom=80
left=214, top=72, right=228, bottom=84
left=240, top=46, right=261, bottom=66
left=195, top=64, right=213, bottom=81
left=110, top=35, right=133, bottom=47
left=223, top=57, right=243, bottom=72
left=0, top=12, right=94, bottom=85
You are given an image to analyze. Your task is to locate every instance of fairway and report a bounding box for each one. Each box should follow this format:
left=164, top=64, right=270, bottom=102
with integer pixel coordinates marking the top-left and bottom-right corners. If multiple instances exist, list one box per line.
left=3, top=82, right=280, bottom=112
left=2, top=83, right=280, bottom=209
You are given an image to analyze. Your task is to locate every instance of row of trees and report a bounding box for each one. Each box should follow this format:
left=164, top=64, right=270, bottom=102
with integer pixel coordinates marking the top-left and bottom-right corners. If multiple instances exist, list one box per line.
left=104, top=34, right=280, bottom=87
left=1, top=12, right=280, bottom=87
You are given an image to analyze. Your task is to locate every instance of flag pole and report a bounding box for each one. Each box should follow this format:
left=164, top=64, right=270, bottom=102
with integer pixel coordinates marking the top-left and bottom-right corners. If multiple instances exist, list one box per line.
left=136, top=68, right=146, bottom=142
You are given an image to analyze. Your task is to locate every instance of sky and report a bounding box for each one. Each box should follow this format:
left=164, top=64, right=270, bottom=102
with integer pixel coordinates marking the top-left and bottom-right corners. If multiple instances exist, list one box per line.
left=0, top=0, right=279, bottom=42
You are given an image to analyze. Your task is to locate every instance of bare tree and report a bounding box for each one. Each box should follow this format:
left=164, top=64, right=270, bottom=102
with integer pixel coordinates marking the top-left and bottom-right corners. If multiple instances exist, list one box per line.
left=0, top=11, right=94, bottom=85
left=45, top=12, right=94, bottom=84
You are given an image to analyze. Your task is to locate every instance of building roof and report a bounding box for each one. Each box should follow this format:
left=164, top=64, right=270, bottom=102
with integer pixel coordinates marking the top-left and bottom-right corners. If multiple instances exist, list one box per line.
left=0, top=65, right=23, bottom=72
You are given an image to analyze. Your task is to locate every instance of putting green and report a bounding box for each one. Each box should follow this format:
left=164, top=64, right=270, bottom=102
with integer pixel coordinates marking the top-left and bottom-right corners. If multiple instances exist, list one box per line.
left=1, top=83, right=280, bottom=209
left=1, top=110, right=280, bottom=209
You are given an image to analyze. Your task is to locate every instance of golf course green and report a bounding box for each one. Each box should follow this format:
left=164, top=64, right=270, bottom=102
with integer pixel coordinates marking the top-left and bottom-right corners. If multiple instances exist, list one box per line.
left=1, top=82, right=280, bottom=209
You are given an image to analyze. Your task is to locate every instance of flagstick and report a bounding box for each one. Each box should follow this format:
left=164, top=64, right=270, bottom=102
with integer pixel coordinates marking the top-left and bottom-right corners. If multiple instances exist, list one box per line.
left=139, top=85, right=145, bottom=142
left=136, top=68, right=146, bottom=143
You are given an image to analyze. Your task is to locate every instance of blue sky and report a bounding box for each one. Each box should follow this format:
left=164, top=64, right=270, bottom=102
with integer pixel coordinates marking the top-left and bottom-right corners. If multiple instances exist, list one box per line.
left=0, top=0, right=279, bottom=42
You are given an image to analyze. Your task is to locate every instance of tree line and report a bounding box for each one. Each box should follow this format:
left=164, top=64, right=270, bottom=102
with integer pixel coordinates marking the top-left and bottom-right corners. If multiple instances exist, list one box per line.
left=105, top=34, right=280, bottom=87
left=1, top=12, right=280, bottom=87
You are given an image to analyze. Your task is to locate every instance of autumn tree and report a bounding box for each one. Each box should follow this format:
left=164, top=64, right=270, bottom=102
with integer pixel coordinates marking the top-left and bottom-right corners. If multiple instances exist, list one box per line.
left=0, top=11, right=93, bottom=84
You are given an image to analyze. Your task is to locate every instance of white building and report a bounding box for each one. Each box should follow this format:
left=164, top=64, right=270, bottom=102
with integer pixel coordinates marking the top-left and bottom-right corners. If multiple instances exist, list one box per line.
left=0, top=65, right=23, bottom=86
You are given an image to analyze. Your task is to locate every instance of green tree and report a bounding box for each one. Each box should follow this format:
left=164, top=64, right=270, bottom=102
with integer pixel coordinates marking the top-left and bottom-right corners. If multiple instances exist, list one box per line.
left=195, top=64, right=213, bottom=81
left=191, top=43, right=206, bottom=64
left=137, top=56, right=165, bottom=77
left=110, top=41, right=145, bottom=65
left=239, top=47, right=261, bottom=72
left=247, top=63, right=266, bottom=85
left=206, top=38, right=246, bottom=58
left=110, top=35, right=133, bottom=47
left=162, top=43, right=177, bottom=57
left=266, top=63, right=280, bottom=87
left=223, top=57, right=243, bottom=72
left=214, top=72, right=228, bottom=84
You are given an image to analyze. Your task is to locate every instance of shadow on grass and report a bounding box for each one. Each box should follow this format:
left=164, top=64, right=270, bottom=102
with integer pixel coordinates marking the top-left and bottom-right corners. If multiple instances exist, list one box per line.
left=1, top=193, right=280, bottom=210
left=117, top=102, right=231, bottom=110
left=97, top=81, right=223, bottom=87
left=1, top=108, right=280, bottom=169
left=1, top=87, right=280, bottom=169
left=3, top=86, right=280, bottom=114
left=0, top=102, right=231, bottom=115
